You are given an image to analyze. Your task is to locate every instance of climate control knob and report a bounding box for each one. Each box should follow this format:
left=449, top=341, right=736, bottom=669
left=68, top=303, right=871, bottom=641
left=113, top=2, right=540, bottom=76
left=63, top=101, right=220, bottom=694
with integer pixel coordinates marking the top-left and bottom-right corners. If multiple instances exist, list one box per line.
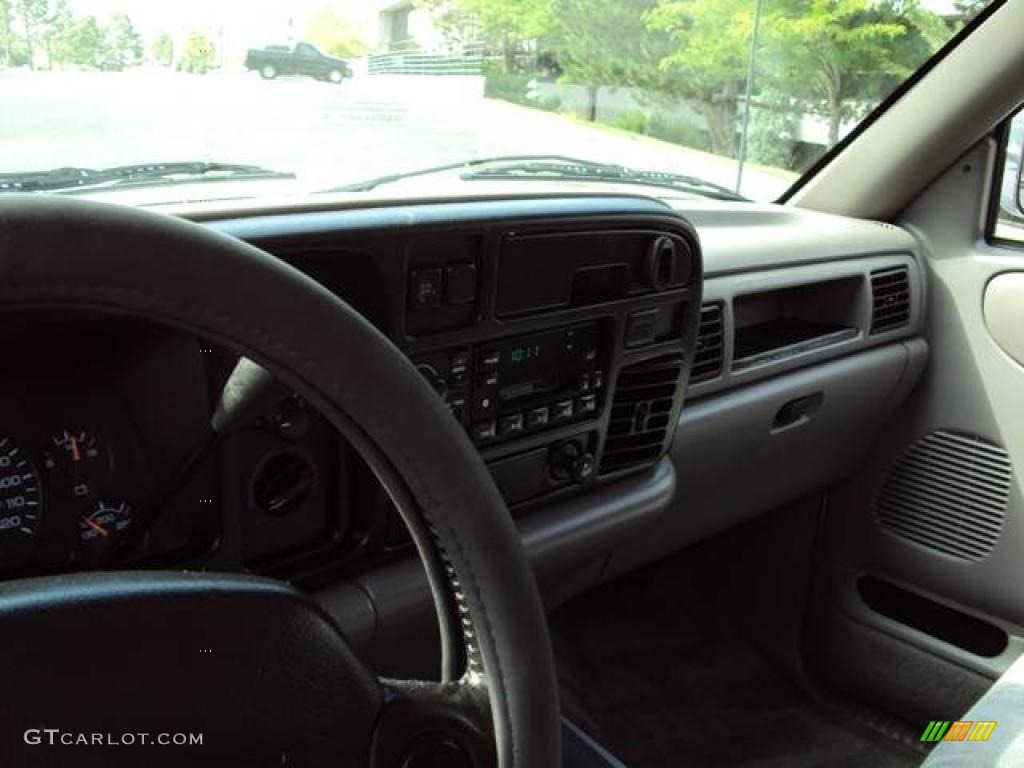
left=550, top=442, right=596, bottom=484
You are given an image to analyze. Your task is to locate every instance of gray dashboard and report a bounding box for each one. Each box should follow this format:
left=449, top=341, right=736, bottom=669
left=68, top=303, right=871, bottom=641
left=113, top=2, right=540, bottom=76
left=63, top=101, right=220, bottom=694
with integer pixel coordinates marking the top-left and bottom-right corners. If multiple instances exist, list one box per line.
left=195, top=194, right=928, bottom=678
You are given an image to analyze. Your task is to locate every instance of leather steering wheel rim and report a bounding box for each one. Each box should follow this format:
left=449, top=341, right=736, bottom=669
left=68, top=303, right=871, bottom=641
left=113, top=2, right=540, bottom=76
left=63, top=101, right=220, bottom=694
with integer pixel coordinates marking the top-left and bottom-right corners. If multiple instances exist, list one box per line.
left=0, top=196, right=561, bottom=767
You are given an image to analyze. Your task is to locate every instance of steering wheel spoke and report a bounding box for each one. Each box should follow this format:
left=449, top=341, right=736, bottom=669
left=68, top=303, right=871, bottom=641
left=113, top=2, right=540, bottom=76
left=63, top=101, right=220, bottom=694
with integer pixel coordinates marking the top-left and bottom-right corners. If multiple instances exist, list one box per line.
left=372, top=679, right=495, bottom=767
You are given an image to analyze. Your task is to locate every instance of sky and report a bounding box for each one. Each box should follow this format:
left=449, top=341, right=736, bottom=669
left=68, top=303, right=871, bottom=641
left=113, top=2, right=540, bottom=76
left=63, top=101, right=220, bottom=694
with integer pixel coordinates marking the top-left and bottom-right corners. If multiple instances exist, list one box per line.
left=68, top=0, right=380, bottom=49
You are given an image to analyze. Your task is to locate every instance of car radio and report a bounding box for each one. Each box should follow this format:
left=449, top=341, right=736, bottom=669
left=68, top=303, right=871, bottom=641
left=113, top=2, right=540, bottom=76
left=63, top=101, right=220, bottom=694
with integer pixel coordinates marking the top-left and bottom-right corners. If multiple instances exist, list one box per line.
left=414, top=323, right=606, bottom=447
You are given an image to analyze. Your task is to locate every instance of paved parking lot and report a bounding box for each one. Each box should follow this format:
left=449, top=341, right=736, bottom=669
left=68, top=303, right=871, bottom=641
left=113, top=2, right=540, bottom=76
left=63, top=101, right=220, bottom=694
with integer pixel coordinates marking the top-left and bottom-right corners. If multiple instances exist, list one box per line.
left=1, top=69, right=795, bottom=200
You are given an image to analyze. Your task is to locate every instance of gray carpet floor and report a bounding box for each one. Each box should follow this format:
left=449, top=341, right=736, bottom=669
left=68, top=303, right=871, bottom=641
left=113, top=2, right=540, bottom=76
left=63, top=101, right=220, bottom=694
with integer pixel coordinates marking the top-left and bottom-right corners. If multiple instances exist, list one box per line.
left=551, top=563, right=924, bottom=768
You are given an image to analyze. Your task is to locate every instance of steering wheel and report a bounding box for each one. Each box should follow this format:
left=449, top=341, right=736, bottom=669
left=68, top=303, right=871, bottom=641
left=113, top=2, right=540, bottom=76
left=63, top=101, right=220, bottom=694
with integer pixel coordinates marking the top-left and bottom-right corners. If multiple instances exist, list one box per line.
left=0, top=197, right=561, bottom=767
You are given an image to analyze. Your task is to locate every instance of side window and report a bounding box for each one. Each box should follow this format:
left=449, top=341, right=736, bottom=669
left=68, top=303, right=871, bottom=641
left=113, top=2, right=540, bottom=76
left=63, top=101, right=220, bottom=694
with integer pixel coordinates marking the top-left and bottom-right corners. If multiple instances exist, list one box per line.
left=993, top=110, right=1024, bottom=244
left=295, top=43, right=314, bottom=57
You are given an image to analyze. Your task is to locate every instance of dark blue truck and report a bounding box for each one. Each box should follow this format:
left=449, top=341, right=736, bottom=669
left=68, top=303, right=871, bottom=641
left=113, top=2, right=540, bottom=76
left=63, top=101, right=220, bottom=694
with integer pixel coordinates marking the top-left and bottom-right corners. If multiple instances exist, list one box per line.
left=244, top=42, right=352, bottom=84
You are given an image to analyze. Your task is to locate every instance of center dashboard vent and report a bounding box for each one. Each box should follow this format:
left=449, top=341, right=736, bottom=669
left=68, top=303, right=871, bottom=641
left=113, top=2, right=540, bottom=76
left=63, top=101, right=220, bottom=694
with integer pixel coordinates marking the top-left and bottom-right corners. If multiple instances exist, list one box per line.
left=690, top=302, right=724, bottom=384
left=601, top=355, right=684, bottom=474
left=870, top=266, right=911, bottom=334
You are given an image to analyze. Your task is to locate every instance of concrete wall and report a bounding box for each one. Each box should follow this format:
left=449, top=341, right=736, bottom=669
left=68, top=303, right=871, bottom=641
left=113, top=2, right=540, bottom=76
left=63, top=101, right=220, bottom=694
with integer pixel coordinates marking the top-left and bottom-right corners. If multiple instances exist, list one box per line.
left=530, top=81, right=704, bottom=129
left=530, top=81, right=858, bottom=148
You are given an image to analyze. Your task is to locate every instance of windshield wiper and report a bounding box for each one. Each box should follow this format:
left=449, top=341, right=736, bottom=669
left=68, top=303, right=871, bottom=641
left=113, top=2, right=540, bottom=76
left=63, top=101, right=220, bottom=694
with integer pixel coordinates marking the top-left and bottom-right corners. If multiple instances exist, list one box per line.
left=325, top=154, right=746, bottom=201
left=0, top=162, right=294, bottom=193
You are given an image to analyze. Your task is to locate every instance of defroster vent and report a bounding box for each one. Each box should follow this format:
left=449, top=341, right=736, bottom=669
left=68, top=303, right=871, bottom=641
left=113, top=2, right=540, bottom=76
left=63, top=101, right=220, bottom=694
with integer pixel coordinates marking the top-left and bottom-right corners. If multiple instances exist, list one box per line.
left=870, top=266, right=911, bottom=334
left=690, top=303, right=724, bottom=384
left=601, top=355, right=684, bottom=474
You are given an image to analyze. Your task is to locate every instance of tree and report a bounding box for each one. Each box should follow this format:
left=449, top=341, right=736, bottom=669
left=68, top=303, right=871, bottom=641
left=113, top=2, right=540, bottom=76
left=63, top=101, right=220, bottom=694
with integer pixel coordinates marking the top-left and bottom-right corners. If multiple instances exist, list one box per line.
left=176, top=30, right=215, bottom=74
left=770, top=0, right=931, bottom=146
left=55, top=14, right=107, bottom=69
left=304, top=8, right=368, bottom=58
left=1, top=0, right=15, bottom=65
left=41, top=0, right=72, bottom=67
left=644, top=0, right=755, bottom=157
left=414, top=0, right=479, bottom=48
left=104, top=12, right=143, bottom=70
left=15, top=0, right=48, bottom=69
left=551, top=0, right=664, bottom=121
left=951, top=0, right=987, bottom=28
left=432, top=0, right=557, bottom=71
left=151, top=31, right=173, bottom=67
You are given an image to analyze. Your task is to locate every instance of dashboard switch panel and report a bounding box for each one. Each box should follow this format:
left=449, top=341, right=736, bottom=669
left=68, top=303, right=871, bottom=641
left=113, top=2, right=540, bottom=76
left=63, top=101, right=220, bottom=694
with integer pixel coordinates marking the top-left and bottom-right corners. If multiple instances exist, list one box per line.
left=415, top=322, right=607, bottom=448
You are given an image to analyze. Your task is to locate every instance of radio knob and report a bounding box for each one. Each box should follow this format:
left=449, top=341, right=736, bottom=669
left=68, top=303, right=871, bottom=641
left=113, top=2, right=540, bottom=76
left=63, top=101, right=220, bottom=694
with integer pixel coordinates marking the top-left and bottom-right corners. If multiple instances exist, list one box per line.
left=647, top=236, right=677, bottom=291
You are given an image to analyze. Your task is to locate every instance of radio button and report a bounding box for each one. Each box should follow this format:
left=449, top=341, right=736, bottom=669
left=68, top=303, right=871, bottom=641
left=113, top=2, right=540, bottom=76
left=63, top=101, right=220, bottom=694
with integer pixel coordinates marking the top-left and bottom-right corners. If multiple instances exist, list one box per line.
left=478, top=371, right=499, bottom=389
left=449, top=349, right=471, bottom=387
left=577, top=394, right=597, bottom=416
left=448, top=395, right=468, bottom=424
left=577, top=373, right=592, bottom=393
left=498, top=413, right=525, bottom=437
left=593, top=370, right=604, bottom=390
left=472, top=421, right=497, bottom=444
left=408, top=268, right=443, bottom=310
left=551, top=399, right=574, bottom=422
left=472, top=389, right=497, bottom=418
left=526, top=406, right=550, bottom=430
left=478, top=349, right=501, bottom=369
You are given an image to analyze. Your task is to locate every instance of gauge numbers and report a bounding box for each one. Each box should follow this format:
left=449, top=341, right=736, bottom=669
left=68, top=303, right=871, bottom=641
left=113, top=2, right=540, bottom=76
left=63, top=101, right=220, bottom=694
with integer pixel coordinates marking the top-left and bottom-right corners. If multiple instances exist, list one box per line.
left=43, top=429, right=105, bottom=498
left=0, top=437, right=42, bottom=564
left=78, top=501, right=133, bottom=561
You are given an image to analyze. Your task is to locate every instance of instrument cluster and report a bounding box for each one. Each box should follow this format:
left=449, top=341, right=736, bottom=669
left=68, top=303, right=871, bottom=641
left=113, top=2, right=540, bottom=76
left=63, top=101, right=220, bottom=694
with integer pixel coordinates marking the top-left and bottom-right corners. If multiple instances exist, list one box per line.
left=0, top=313, right=223, bottom=577
left=0, top=429, right=150, bottom=571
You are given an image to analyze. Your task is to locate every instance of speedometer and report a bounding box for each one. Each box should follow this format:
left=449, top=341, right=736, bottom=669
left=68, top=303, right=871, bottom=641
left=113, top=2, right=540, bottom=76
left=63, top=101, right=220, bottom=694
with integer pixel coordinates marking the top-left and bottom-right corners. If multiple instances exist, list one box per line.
left=0, top=437, right=42, bottom=565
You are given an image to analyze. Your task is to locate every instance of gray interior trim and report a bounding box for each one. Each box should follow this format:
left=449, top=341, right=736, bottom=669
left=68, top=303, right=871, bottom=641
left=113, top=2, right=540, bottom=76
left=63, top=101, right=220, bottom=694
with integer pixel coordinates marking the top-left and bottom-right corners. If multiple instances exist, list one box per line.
left=983, top=272, right=1024, bottom=368
left=316, top=459, right=675, bottom=678
left=816, top=139, right=1024, bottom=722
left=689, top=253, right=924, bottom=399
left=831, top=569, right=1024, bottom=680
left=607, top=339, right=927, bottom=577
left=825, top=140, right=1024, bottom=628
left=668, top=201, right=918, bottom=277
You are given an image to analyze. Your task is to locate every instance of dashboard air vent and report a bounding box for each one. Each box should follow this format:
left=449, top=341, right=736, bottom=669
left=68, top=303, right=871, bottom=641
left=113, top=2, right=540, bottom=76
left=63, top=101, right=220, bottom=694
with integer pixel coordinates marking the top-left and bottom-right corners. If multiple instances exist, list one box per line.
left=601, top=355, right=684, bottom=474
left=690, top=303, right=724, bottom=384
left=870, top=267, right=910, bottom=334
left=875, top=430, right=1012, bottom=561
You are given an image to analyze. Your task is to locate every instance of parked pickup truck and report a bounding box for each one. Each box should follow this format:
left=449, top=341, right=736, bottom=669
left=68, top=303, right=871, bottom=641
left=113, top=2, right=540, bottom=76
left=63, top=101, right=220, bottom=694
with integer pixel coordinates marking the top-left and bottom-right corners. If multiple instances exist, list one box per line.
left=244, top=42, right=351, bottom=84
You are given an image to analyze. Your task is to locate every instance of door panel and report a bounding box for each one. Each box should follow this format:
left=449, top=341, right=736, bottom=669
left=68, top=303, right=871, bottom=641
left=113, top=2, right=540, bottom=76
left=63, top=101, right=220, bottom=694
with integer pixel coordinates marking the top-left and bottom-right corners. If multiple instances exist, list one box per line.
left=810, top=136, right=1024, bottom=719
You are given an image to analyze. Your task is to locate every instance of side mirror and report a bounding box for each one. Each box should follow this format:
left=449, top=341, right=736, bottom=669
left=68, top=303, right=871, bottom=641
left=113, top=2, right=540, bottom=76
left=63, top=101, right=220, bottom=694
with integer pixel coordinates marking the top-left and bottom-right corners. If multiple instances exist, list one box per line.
left=1016, top=144, right=1024, bottom=218
left=999, top=111, right=1024, bottom=226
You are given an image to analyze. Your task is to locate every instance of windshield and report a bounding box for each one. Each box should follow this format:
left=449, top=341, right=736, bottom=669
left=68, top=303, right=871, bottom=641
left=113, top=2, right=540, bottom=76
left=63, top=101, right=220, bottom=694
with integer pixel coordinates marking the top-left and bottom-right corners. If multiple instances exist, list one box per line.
left=0, top=0, right=993, bottom=204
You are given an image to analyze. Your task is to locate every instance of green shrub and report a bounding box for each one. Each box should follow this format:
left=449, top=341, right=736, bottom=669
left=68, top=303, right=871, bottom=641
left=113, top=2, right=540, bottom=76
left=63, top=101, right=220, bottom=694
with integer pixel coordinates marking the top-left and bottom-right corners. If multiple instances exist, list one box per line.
left=744, top=92, right=801, bottom=170
left=483, top=65, right=533, bottom=104
left=528, top=96, right=558, bottom=113
left=647, top=113, right=710, bottom=152
left=613, top=110, right=648, bottom=134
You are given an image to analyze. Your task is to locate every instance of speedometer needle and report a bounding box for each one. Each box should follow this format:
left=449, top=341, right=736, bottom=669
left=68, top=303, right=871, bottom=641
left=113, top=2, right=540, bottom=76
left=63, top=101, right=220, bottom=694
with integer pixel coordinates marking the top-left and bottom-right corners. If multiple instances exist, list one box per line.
left=82, top=516, right=109, bottom=538
left=70, top=436, right=81, bottom=463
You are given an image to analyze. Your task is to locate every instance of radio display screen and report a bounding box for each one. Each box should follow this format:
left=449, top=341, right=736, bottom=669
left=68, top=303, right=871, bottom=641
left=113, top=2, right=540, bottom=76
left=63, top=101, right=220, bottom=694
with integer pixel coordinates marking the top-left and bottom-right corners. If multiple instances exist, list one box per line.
left=496, top=324, right=598, bottom=402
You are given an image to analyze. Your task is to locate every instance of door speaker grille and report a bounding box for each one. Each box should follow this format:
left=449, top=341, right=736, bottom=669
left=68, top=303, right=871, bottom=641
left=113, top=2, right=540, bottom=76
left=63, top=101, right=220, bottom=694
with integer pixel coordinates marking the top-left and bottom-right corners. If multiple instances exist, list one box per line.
left=875, top=430, right=1012, bottom=561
